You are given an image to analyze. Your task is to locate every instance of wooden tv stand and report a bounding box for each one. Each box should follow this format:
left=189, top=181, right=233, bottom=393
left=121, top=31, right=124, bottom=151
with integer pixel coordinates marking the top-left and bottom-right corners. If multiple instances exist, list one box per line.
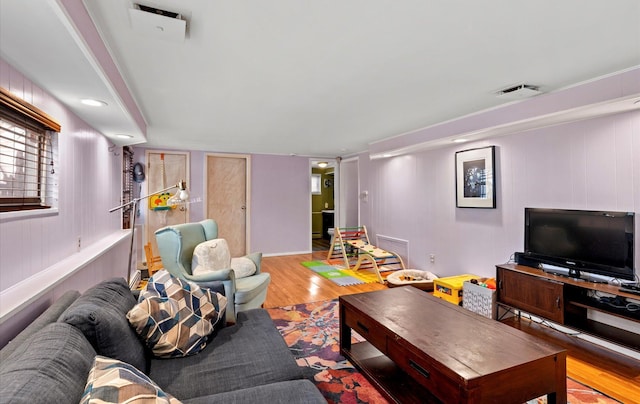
left=496, top=264, right=640, bottom=352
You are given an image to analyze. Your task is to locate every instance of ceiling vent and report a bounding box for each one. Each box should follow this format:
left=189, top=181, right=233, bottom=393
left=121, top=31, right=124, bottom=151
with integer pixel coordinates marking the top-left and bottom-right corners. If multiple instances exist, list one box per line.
left=129, top=3, right=186, bottom=42
left=496, top=84, right=542, bottom=100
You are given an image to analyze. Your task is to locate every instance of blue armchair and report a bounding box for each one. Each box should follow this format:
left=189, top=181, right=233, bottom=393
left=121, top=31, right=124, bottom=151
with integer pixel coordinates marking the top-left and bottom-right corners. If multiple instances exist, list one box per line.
left=154, top=219, right=270, bottom=323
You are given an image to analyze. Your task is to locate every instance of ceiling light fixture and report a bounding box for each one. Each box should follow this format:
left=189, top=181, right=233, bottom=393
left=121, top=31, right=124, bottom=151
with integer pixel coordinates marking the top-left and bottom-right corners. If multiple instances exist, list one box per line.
left=80, top=98, right=107, bottom=107
left=317, top=162, right=328, bottom=168
left=452, top=138, right=469, bottom=143
left=117, top=134, right=133, bottom=139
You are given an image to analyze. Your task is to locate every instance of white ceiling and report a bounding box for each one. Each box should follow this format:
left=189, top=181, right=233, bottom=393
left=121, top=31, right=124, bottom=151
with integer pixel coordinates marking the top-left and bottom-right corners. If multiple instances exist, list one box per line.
left=1, top=0, right=639, bottom=158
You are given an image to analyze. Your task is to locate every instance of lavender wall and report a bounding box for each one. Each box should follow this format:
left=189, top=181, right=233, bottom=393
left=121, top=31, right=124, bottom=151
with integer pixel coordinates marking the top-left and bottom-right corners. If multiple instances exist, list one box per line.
left=251, top=154, right=311, bottom=254
left=131, top=148, right=312, bottom=255
left=359, top=110, right=640, bottom=280
left=339, top=158, right=359, bottom=228
left=0, top=59, right=129, bottom=347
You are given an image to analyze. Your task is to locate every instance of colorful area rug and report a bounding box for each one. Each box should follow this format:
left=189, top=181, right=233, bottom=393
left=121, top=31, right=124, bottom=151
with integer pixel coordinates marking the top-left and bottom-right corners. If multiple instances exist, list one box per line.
left=267, top=299, right=620, bottom=404
left=301, top=260, right=381, bottom=286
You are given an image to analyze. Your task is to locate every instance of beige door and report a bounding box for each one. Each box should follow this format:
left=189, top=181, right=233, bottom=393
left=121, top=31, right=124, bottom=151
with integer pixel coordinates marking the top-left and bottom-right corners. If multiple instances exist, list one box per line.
left=206, top=154, right=249, bottom=256
left=145, top=151, right=189, bottom=256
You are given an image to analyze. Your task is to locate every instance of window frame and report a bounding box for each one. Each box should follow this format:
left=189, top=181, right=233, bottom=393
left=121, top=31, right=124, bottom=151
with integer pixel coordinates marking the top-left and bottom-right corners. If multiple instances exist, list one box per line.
left=311, top=173, right=322, bottom=195
left=0, top=87, right=60, bottom=213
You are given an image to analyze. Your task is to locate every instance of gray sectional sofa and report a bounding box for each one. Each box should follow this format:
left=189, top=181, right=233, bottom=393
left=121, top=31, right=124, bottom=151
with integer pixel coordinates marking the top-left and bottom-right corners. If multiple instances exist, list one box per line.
left=0, top=278, right=326, bottom=404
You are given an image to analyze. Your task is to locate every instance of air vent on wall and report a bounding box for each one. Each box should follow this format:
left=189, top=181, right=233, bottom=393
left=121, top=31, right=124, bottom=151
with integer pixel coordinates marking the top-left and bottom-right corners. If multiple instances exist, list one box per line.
left=129, top=3, right=186, bottom=42
left=496, top=84, right=542, bottom=100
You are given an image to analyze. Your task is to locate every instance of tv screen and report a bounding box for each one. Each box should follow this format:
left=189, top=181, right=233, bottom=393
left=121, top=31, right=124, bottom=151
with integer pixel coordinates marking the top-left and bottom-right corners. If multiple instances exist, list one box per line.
left=524, top=208, right=635, bottom=281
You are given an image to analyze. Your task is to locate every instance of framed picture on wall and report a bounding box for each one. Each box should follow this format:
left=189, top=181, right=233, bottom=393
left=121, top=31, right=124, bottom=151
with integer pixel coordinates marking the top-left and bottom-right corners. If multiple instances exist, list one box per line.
left=455, top=146, right=496, bottom=208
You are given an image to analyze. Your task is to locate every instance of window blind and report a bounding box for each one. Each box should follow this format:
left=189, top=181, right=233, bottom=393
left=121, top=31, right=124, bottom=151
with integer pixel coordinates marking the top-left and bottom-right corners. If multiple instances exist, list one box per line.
left=0, top=88, right=60, bottom=212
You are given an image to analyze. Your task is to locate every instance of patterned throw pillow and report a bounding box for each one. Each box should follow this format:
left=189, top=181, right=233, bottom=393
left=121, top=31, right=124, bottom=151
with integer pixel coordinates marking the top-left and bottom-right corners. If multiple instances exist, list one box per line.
left=127, top=270, right=227, bottom=357
left=81, top=356, right=182, bottom=404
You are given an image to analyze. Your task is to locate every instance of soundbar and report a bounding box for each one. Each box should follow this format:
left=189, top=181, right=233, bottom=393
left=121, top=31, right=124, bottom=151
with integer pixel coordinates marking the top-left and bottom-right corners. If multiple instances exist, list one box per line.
left=514, top=252, right=543, bottom=268
left=514, top=252, right=590, bottom=280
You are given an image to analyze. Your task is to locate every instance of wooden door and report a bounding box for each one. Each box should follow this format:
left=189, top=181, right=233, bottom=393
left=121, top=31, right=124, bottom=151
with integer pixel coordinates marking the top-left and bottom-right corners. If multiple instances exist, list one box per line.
left=145, top=151, right=189, bottom=257
left=206, top=154, right=249, bottom=256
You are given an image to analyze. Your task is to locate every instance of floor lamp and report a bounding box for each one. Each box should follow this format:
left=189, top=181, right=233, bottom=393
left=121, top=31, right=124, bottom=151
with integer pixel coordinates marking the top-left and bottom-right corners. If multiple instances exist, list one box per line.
left=110, top=180, right=189, bottom=285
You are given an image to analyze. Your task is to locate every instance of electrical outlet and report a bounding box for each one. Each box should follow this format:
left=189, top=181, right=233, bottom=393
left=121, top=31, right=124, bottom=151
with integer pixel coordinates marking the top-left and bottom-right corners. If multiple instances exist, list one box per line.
left=429, top=254, right=435, bottom=264
left=77, top=237, right=81, bottom=251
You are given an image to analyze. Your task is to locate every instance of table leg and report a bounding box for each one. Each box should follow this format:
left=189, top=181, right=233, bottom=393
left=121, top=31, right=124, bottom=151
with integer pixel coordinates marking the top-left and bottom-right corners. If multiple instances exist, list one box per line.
left=553, top=353, right=567, bottom=404
left=339, top=303, right=351, bottom=352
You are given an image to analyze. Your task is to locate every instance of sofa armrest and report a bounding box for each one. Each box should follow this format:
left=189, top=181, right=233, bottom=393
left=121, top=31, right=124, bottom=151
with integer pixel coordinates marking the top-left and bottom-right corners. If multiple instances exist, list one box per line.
left=0, top=290, right=80, bottom=362
left=0, top=322, right=97, bottom=404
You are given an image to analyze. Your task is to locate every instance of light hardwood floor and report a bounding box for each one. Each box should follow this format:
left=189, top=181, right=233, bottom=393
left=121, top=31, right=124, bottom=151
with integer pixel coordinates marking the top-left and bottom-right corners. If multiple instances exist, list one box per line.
left=261, top=252, right=640, bottom=403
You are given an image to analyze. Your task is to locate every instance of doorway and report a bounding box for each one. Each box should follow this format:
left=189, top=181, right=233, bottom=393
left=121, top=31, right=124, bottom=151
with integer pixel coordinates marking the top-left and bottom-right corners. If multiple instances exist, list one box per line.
left=144, top=150, right=190, bottom=258
left=206, top=154, right=251, bottom=256
left=311, top=160, right=336, bottom=251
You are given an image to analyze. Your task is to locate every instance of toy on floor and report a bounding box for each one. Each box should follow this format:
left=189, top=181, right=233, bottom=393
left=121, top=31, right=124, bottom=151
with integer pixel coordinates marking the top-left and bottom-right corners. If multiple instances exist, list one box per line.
left=327, top=226, right=405, bottom=283
left=387, top=269, right=438, bottom=291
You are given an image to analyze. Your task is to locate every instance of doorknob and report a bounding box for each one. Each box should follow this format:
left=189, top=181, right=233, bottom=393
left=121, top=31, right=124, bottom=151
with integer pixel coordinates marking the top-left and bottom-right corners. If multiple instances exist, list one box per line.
left=241, top=206, right=246, bottom=210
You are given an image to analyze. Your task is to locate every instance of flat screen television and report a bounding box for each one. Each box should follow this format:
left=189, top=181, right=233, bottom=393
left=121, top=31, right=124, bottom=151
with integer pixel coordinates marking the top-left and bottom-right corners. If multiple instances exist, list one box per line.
left=524, top=208, right=636, bottom=281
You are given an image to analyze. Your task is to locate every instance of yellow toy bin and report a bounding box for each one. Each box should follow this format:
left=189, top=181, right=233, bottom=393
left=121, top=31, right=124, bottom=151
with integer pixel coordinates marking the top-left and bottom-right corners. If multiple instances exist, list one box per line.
left=433, top=274, right=479, bottom=305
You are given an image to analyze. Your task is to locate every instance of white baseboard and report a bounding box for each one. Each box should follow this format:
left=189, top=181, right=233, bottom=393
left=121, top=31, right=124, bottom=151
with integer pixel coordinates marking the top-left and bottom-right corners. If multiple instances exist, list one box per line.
left=263, top=250, right=310, bottom=257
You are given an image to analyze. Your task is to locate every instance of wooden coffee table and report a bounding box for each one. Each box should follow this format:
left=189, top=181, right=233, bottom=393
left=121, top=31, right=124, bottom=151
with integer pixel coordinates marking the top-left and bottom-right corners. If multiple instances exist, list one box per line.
left=339, top=287, right=567, bottom=403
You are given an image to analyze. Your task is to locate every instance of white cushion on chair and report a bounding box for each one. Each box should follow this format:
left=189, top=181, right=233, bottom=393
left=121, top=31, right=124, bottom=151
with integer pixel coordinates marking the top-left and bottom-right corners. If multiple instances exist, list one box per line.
left=230, top=256, right=257, bottom=278
left=192, top=238, right=257, bottom=279
left=192, top=238, right=231, bottom=275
